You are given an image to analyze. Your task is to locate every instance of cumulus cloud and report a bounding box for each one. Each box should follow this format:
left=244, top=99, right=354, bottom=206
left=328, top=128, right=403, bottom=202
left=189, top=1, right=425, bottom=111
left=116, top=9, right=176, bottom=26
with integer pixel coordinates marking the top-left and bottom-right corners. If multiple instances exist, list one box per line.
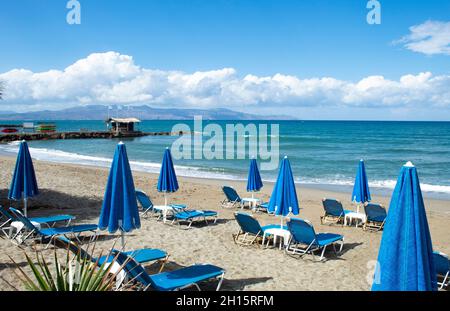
left=0, top=51, right=449, bottom=112
left=395, top=20, right=450, bottom=55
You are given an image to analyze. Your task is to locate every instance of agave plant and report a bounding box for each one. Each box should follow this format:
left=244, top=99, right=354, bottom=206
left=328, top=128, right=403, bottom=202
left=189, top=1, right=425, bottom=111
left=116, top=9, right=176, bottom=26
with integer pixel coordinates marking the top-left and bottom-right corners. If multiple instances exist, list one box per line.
left=10, top=240, right=126, bottom=291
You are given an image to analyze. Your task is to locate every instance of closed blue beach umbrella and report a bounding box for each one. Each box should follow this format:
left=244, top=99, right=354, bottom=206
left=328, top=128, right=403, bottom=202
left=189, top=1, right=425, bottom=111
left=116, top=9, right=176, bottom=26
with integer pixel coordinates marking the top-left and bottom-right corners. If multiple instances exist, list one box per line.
left=372, top=162, right=437, bottom=291
left=157, top=148, right=179, bottom=206
left=8, top=140, right=39, bottom=216
left=99, top=142, right=140, bottom=248
left=247, top=159, right=263, bottom=199
left=352, top=159, right=371, bottom=211
left=268, top=156, right=299, bottom=227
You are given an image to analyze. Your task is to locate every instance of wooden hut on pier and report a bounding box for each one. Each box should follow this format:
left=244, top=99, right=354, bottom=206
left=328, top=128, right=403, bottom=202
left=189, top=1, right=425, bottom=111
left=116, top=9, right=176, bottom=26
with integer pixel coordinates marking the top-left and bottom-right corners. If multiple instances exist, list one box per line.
left=106, top=118, right=141, bottom=135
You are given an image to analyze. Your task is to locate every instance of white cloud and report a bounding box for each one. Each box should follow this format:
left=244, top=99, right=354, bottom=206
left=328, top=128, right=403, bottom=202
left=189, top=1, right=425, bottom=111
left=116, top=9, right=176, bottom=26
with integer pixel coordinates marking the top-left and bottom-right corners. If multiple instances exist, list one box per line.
left=396, top=20, right=450, bottom=56
left=0, top=51, right=449, bottom=112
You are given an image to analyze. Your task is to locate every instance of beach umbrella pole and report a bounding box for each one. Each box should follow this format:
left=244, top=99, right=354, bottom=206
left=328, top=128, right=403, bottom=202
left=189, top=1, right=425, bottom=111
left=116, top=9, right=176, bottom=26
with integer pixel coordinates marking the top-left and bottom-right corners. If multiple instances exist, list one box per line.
left=121, top=231, right=125, bottom=250
left=164, top=193, right=168, bottom=206
left=24, top=198, right=28, bottom=217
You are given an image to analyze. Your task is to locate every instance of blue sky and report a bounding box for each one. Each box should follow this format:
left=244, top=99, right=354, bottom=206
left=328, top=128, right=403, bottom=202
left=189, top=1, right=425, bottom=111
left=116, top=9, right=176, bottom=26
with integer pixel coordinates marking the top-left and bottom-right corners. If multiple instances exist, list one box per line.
left=0, top=0, right=449, bottom=120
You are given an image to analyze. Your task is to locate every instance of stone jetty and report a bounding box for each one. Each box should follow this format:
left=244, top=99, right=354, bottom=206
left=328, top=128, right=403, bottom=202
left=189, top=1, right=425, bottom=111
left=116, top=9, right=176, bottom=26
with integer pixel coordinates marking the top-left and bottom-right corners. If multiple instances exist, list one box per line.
left=0, top=130, right=188, bottom=144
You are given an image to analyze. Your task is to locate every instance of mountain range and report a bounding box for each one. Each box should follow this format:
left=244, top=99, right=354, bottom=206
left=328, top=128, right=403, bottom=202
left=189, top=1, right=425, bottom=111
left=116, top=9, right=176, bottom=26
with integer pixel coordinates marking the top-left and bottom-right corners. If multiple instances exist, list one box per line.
left=0, top=105, right=296, bottom=121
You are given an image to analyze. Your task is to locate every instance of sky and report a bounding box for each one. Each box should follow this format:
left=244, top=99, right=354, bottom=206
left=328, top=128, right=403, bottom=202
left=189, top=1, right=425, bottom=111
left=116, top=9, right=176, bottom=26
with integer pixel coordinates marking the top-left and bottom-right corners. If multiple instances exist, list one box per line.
left=0, top=0, right=449, bottom=120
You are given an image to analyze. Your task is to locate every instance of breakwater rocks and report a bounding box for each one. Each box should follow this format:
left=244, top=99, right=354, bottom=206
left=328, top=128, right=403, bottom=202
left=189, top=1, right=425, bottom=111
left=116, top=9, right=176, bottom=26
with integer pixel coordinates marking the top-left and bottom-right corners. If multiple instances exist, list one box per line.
left=0, top=131, right=189, bottom=143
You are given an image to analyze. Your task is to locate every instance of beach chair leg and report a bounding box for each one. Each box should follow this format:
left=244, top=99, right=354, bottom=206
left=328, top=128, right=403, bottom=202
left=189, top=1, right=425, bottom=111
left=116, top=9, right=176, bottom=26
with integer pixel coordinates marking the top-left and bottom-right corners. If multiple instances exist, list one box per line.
left=319, top=245, right=328, bottom=261
left=12, top=228, right=35, bottom=247
left=378, top=221, right=386, bottom=231
left=439, top=272, right=449, bottom=290
left=73, top=232, right=83, bottom=243
left=158, top=255, right=170, bottom=273
left=232, top=231, right=242, bottom=244
left=242, top=232, right=248, bottom=244
left=43, top=236, right=55, bottom=249
left=216, top=273, right=225, bottom=291
left=89, top=230, right=99, bottom=243
left=339, top=238, right=344, bottom=253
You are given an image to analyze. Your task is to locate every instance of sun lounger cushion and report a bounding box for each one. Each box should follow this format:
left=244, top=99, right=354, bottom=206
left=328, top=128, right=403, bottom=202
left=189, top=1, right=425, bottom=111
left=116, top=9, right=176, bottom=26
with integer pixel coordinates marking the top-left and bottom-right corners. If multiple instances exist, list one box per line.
left=97, top=248, right=167, bottom=266
left=30, top=215, right=74, bottom=224
left=198, top=210, right=217, bottom=217
left=315, top=233, right=344, bottom=247
left=171, top=204, right=187, bottom=209
left=148, top=264, right=224, bottom=291
left=174, top=210, right=217, bottom=219
left=39, top=224, right=98, bottom=236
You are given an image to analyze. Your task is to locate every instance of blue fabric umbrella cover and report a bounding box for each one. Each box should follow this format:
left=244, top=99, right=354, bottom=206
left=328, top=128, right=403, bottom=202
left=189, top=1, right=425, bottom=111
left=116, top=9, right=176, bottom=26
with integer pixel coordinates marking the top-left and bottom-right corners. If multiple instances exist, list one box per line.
left=268, top=156, right=300, bottom=227
left=8, top=140, right=39, bottom=216
left=247, top=159, right=263, bottom=198
left=157, top=147, right=179, bottom=206
left=372, top=162, right=437, bottom=291
left=99, top=142, right=141, bottom=248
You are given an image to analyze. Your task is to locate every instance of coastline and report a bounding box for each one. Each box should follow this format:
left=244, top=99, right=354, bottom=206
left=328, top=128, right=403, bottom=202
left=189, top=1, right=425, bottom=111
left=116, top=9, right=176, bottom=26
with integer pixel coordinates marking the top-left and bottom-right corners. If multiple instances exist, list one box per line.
left=0, top=154, right=449, bottom=291
left=1, top=152, right=449, bottom=214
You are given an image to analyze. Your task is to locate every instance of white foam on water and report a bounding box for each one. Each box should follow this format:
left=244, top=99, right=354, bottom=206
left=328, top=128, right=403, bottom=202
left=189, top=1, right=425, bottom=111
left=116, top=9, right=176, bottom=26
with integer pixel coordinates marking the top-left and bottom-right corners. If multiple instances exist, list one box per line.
left=0, top=142, right=449, bottom=195
left=0, top=142, right=239, bottom=181
left=296, top=177, right=450, bottom=194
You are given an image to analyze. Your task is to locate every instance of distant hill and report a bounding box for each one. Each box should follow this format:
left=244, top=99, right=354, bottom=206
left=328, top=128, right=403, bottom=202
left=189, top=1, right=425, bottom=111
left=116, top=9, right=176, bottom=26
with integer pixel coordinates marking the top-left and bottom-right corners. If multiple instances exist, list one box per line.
left=0, top=105, right=296, bottom=121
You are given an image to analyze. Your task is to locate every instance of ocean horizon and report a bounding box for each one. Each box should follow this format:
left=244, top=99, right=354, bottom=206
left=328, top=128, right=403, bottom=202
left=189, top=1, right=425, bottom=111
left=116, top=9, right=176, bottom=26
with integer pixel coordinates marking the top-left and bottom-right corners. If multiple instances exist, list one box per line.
left=1, top=119, right=449, bottom=201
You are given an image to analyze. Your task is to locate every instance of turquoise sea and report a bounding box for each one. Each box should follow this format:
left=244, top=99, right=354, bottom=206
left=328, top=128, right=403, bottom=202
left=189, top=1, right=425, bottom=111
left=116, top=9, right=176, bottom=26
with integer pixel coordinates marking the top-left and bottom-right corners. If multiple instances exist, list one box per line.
left=1, top=120, right=449, bottom=200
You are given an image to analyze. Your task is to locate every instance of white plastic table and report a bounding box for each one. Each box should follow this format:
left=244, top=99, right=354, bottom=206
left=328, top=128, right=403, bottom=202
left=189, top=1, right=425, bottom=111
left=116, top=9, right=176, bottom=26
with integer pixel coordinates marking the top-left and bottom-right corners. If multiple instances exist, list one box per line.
left=344, top=212, right=367, bottom=227
left=152, top=205, right=174, bottom=223
left=262, top=227, right=291, bottom=250
left=241, top=198, right=261, bottom=210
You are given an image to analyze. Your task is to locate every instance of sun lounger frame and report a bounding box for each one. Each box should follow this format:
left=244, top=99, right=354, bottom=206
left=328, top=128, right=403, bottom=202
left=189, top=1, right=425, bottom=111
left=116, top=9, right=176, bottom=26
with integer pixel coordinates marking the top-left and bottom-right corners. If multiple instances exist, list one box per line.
left=113, top=250, right=225, bottom=291
left=363, top=203, right=387, bottom=232
left=285, top=218, right=344, bottom=261
left=9, top=207, right=98, bottom=249
left=320, top=198, right=350, bottom=226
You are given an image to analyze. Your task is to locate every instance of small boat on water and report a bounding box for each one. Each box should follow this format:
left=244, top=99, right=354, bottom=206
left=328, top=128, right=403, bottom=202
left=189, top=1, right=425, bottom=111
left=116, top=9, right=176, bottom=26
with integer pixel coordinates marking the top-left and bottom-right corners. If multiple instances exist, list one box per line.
left=1, top=128, right=18, bottom=133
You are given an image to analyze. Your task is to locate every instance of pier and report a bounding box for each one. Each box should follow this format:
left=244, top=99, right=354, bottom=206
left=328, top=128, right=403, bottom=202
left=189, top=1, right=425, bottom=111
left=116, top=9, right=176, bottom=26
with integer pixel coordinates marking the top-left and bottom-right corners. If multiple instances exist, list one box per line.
left=0, top=130, right=187, bottom=143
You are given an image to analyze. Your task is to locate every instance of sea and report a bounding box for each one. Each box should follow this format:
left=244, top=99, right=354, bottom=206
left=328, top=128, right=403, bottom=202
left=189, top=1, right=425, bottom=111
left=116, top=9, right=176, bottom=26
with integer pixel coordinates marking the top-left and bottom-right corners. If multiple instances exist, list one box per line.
left=1, top=120, right=449, bottom=200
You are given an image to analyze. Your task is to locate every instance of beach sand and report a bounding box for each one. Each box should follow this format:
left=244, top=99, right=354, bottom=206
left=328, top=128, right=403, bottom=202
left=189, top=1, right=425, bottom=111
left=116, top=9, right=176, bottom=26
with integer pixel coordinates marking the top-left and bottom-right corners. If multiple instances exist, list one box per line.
left=0, top=155, right=449, bottom=291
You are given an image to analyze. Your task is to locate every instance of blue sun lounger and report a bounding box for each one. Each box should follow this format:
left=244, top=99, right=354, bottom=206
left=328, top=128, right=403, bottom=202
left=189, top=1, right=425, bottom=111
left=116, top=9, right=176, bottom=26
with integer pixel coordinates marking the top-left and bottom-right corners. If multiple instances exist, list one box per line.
left=135, top=189, right=160, bottom=218
left=233, top=212, right=286, bottom=246
left=170, top=206, right=217, bottom=229
left=286, top=218, right=344, bottom=261
left=363, top=203, right=387, bottom=231
left=0, top=205, right=74, bottom=238
left=221, top=186, right=242, bottom=208
left=9, top=207, right=98, bottom=248
left=320, top=198, right=352, bottom=225
left=433, top=251, right=449, bottom=290
left=55, top=236, right=169, bottom=272
left=136, top=190, right=187, bottom=220
left=112, top=250, right=225, bottom=291
left=256, top=202, right=270, bottom=213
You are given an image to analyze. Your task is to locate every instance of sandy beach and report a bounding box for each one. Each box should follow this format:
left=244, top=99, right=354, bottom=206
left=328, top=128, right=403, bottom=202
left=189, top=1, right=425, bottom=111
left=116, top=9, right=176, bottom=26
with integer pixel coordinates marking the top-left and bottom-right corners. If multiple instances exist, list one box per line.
left=0, top=154, right=449, bottom=291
